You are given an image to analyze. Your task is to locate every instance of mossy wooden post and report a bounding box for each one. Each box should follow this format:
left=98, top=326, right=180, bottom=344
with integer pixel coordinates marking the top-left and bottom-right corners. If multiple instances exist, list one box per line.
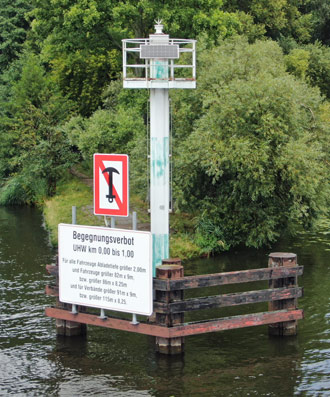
left=155, top=258, right=184, bottom=354
left=268, top=252, right=298, bottom=336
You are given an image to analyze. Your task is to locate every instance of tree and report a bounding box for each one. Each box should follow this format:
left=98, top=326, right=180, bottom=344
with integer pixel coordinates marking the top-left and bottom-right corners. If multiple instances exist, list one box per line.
left=305, top=0, right=330, bottom=45
left=111, top=0, right=261, bottom=42
left=285, top=48, right=310, bottom=80
left=28, top=0, right=266, bottom=116
left=0, top=0, right=32, bottom=73
left=305, top=42, right=330, bottom=99
left=173, top=38, right=329, bottom=252
left=29, top=0, right=122, bottom=115
left=223, top=0, right=313, bottom=43
left=64, top=107, right=145, bottom=163
left=285, top=42, right=330, bottom=99
left=0, top=52, right=77, bottom=204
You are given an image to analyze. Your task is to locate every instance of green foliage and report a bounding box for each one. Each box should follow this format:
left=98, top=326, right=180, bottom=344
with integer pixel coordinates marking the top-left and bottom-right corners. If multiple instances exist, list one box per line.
left=224, top=0, right=313, bottom=43
left=63, top=79, right=149, bottom=198
left=307, top=0, right=330, bottom=45
left=0, top=175, right=31, bottom=205
left=28, top=0, right=267, bottom=116
left=111, top=0, right=254, bottom=41
left=305, top=42, right=330, bottom=99
left=174, top=38, right=330, bottom=249
left=29, top=0, right=122, bottom=115
left=102, top=79, right=148, bottom=116
left=0, top=0, right=32, bottom=73
left=169, top=233, right=201, bottom=260
left=195, top=215, right=230, bottom=255
left=0, top=52, right=78, bottom=204
left=285, top=42, right=330, bottom=99
left=64, top=107, right=144, bottom=162
left=285, top=48, right=310, bottom=79
left=43, top=174, right=95, bottom=245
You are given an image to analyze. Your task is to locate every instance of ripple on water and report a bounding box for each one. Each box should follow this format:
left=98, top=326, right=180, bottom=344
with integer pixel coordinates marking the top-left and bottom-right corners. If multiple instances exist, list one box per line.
left=1, top=207, right=330, bottom=396
left=0, top=345, right=56, bottom=395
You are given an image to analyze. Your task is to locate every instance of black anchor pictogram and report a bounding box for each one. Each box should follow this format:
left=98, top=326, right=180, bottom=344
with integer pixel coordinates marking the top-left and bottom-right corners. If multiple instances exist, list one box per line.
left=102, top=167, right=120, bottom=203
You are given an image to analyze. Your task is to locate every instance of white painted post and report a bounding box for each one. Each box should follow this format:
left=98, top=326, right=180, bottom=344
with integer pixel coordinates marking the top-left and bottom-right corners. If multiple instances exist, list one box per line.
left=71, top=206, right=78, bottom=315
left=150, top=88, right=170, bottom=275
left=148, top=22, right=170, bottom=276
left=131, top=211, right=139, bottom=325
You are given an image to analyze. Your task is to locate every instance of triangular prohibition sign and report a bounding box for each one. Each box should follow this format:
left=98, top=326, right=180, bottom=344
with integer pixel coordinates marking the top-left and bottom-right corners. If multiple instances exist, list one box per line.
left=93, top=154, right=129, bottom=216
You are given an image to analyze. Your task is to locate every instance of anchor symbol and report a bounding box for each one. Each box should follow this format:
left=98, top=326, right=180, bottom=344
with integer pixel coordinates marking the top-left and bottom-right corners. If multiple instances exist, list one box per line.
left=102, top=167, right=119, bottom=203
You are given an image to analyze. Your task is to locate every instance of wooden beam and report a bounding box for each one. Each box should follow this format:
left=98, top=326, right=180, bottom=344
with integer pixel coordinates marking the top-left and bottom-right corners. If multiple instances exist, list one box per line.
left=153, top=287, right=303, bottom=313
left=45, top=307, right=303, bottom=338
left=46, top=263, right=303, bottom=291
left=45, top=285, right=58, bottom=297
left=45, top=307, right=170, bottom=338
left=167, top=309, right=304, bottom=337
left=153, top=266, right=303, bottom=291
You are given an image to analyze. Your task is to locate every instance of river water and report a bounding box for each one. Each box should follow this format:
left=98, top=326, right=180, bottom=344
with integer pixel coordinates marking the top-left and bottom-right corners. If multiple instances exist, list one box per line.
left=0, top=206, right=329, bottom=396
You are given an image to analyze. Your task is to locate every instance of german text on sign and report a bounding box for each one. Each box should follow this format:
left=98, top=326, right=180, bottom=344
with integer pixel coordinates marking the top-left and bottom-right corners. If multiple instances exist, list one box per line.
left=58, top=224, right=153, bottom=316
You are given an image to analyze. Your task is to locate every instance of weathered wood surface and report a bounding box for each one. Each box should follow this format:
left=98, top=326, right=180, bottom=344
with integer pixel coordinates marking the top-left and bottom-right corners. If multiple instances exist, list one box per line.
left=153, top=266, right=303, bottom=291
left=153, top=286, right=303, bottom=313
left=46, top=264, right=58, bottom=277
left=46, top=263, right=303, bottom=291
left=45, top=307, right=170, bottom=337
left=167, top=309, right=304, bottom=337
left=45, top=255, right=303, bottom=343
left=268, top=252, right=299, bottom=336
left=45, top=284, right=58, bottom=296
left=155, top=262, right=185, bottom=354
left=45, top=307, right=303, bottom=338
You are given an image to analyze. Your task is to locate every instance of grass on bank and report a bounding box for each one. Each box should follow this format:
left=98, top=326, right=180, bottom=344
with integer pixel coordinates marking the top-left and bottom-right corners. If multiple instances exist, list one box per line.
left=44, top=174, right=97, bottom=244
left=43, top=172, right=201, bottom=259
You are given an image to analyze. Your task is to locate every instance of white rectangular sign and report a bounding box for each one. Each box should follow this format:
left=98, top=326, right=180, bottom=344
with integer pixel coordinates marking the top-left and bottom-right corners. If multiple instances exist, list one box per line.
left=58, top=224, right=153, bottom=316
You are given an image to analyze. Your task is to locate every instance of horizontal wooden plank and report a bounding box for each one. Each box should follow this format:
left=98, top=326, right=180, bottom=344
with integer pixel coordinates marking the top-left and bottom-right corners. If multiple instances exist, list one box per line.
left=168, top=309, right=304, bottom=337
left=47, top=264, right=302, bottom=291
left=153, top=287, right=303, bottom=313
left=45, top=307, right=170, bottom=337
left=45, top=307, right=303, bottom=338
left=153, top=266, right=303, bottom=291
left=45, top=284, right=59, bottom=296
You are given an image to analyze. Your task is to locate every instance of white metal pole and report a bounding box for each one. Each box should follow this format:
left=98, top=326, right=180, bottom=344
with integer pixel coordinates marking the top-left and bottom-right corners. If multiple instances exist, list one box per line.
left=150, top=88, right=170, bottom=276
left=71, top=206, right=78, bottom=315
left=131, top=211, right=139, bottom=325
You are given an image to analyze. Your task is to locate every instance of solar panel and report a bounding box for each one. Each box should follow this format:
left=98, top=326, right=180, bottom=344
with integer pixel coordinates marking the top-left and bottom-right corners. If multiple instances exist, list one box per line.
left=140, top=44, right=179, bottom=59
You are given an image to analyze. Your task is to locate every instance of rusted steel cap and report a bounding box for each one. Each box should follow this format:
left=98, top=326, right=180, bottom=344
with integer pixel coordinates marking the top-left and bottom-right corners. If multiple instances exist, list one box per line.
left=268, top=252, right=297, bottom=267
left=156, top=259, right=183, bottom=279
left=269, top=252, right=296, bottom=259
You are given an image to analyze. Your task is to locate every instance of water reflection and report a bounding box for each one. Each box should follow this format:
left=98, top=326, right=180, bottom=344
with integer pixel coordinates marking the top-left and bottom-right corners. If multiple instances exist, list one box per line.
left=0, top=206, right=329, bottom=396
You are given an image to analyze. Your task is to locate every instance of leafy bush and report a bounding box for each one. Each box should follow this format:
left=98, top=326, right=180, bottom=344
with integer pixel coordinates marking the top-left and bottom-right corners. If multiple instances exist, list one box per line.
left=174, top=37, right=330, bottom=250
left=0, top=52, right=78, bottom=203
left=0, top=174, right=47, bottom=205
left=195, top=215, right=230, bottom=256
left=0, top=176, right=29, bottom=205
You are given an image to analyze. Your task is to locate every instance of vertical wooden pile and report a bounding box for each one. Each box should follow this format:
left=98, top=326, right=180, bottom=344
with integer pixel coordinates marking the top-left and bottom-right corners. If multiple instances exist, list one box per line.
left=155, top=258, right=184, bottom=354
left=268, top=252, right=299, bottom=336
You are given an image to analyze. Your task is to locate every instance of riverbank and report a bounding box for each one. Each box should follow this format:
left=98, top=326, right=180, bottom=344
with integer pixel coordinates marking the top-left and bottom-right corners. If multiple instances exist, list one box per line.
left=43, top=171, right=201, bottom=260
